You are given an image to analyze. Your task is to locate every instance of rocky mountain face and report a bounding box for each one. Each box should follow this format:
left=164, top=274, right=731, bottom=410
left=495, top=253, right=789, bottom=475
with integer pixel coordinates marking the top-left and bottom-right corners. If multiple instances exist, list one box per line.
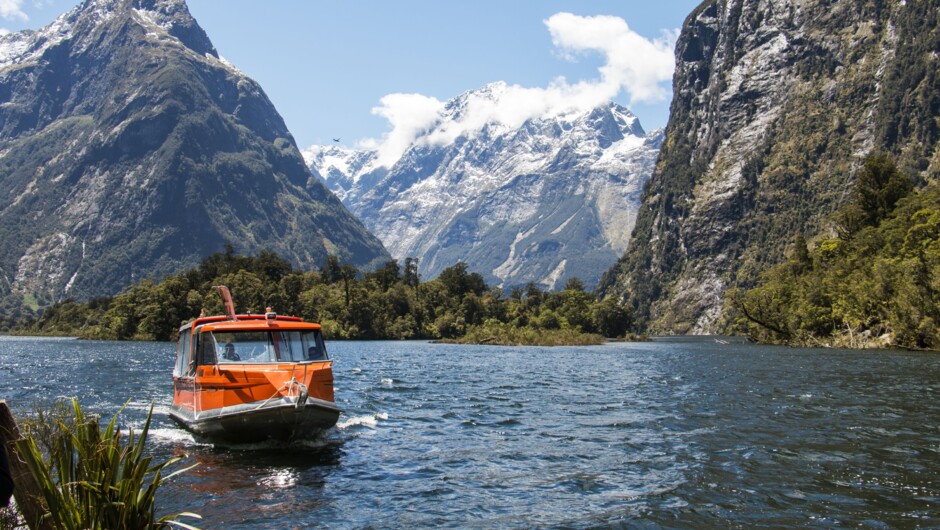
left=306, top=83, right=663, bottom=290
left=0, top=0, right=389, bottom=308
left=598, top=0, right=940, bottom=333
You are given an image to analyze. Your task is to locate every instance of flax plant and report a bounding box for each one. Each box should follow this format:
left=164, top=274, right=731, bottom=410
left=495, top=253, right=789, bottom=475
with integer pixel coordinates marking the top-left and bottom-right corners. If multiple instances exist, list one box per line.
left=15, top=398, right=199, bottom=530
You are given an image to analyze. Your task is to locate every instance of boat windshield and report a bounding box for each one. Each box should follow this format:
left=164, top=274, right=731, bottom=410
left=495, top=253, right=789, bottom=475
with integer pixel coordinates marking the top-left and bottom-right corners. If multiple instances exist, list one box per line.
left=205, top=329, right=328, bottom=364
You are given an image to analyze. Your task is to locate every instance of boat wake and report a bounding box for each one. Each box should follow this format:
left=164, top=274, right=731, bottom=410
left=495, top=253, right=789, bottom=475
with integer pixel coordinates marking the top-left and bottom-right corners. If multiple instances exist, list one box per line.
left=148, top=427, right=205, bottom=446
left=148, top=424, right=346, bottom=451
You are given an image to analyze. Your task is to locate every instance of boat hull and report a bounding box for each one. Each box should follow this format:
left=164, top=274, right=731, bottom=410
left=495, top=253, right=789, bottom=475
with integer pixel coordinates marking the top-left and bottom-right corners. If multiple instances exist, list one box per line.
left=169, top=396, right=342, bottom=444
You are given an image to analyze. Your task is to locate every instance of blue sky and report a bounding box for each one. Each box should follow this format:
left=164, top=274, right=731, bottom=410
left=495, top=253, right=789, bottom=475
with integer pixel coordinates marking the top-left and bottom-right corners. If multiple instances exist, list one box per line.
left=1, top=0, right=701, bottom=150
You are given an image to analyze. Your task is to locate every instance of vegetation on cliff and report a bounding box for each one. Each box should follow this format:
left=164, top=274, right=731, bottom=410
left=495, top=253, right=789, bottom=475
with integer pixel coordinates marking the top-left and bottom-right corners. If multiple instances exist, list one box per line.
left=4, top=248, right=634, bottom=345
left=729, top=155, right=939, bottom=349
left=597, top=0, right=940, bottom=334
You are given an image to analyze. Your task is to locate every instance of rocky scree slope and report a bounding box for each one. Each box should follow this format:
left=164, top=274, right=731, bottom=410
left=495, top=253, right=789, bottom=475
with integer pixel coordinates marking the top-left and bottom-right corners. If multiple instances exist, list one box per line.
left=598, top=0, right=940, bottom=333
left=307, top=83, right=663, bottom=290
left=0, top=0, right=388, bottom=307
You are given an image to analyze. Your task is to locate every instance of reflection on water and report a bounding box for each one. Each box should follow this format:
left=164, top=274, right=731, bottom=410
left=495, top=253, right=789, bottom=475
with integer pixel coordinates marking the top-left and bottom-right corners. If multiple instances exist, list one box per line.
left=158, top=442, right=345, bottom=526
left=1, top=337, right=938, bottom=528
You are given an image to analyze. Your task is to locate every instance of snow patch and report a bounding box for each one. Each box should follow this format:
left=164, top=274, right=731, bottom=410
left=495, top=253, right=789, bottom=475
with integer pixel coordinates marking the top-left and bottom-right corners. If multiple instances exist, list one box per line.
left=551, top=211, right=579, bottom=235
left=543, top=259, right=568, bottom=291
left=492, top=224, right=539, bottom=282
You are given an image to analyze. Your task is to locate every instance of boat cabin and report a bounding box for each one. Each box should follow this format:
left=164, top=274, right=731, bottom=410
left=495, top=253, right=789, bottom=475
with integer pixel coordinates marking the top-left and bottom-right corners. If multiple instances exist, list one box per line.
left=173, top=314, right=330, bottom=377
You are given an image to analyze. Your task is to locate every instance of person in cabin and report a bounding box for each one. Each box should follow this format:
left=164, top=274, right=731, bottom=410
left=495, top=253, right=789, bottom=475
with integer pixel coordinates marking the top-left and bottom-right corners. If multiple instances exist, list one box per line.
left=223, top=343, right=241, bottom=361
left=307, top=346, right=324, bottom=361
left=0, top=443, right=13, bottom=506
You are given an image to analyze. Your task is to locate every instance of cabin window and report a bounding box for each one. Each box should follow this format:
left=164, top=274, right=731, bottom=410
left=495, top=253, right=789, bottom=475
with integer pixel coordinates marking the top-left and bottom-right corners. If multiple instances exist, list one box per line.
left=173, top=330, right=192, bottom=377
left=311, top=331, right=328, bottom=360
left=211, top=331, right=275, bottom=362
left=274, top=330, right=328, bottom=361
left=205, top=330, right=328, bottom=363
left=193, top=330, right=216, bottom=372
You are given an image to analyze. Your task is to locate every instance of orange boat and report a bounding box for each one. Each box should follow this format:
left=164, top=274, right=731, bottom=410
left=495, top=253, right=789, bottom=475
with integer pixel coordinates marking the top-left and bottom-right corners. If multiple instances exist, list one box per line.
left=169, top=286, right=342, bottom=443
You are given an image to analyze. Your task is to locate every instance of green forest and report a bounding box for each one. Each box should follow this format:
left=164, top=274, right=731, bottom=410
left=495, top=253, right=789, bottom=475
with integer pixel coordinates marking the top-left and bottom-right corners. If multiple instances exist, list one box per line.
left=729, top=154, right=940, bottom=350
left=4, top=153, right=936, bottom=350
left=2, top=249, right=635, bottom=346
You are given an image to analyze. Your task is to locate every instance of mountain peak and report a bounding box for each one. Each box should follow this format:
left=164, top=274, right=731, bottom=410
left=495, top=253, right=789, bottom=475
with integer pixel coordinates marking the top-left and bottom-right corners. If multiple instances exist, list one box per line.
left=0, top=0, right=387, bottom=305
left=309, top=85, right=662, bottom=290
left=0, top=0, right=216, bottom=70
left=76, top=0, right=197, bottom=28
left=463, top=81, right=510, bottom=102
left=89, top=0, right=217, bottom=57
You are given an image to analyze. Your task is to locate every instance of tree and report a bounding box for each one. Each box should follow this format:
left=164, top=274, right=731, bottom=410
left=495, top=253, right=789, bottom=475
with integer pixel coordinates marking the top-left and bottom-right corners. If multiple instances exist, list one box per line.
left=321, top=255, right=343, bottom=283
left=564, top=277, right=586, bottom=292
left=592, top=298, right=633, bottom=338
left=837, top=153, right=914, bottom=237
left=437, top=263, right=486, bottom=297
left=404, top=257, right=420, bottom=288
left=214, top=270, right=268, bottom=314
left=339, top=264, right=359, bottom=308
left=368, top=259, right=400, bottom=291
left=525, top=282, right=543, bottom=311
left=789, top=234, right=812, bottom=275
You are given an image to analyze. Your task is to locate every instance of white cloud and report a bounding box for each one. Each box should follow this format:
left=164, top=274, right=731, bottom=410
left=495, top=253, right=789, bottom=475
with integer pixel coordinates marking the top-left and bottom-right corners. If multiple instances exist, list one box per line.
left=546, top=12, right=676, bottom=104
left=362, top=12, right=677, bottom=168
left=0, top=0, right=28, bottom=21
left=361, top=92, right=444, bottom=168
left=0, top=28, right=10, bottom=36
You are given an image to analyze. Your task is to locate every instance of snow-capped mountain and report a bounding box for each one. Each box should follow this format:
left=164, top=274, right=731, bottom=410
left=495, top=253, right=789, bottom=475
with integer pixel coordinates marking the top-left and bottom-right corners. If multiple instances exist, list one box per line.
left=303, top=145, right=380, bottom=204
left=305, top=83, right=663, bottom=290
left=0, top=0, right=388, bottom=305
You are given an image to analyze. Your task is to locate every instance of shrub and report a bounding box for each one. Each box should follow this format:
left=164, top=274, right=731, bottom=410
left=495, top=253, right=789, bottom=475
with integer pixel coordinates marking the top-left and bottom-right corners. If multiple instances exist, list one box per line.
left=16, top=398, right=200, bottom=530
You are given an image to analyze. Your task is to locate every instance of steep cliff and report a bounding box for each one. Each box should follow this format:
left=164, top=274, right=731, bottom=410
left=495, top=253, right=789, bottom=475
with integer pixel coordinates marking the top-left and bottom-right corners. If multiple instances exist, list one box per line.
left=0, top=0, right=388, bottom=308
left=598, top=0, right=939, bottom=333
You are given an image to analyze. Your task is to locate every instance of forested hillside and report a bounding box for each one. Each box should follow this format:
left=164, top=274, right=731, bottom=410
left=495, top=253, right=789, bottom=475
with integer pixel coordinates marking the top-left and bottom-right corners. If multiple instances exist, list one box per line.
left=6, top=248, right=635, bottom=346
left=731, top=155, right=939, bottom=349
left=598, top=0, right=940, bottom=334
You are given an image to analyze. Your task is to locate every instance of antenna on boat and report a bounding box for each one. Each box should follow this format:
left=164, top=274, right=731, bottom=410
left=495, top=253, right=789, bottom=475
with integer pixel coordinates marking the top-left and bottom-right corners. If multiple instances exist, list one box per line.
left=213, top=285, right=237, bottom=321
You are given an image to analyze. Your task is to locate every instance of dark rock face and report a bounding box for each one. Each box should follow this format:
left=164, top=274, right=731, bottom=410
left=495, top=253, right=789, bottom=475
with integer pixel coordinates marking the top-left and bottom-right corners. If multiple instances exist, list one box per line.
left=0, top=0, right=388, bottom=306
left=598, top=0, right=940, bottom=333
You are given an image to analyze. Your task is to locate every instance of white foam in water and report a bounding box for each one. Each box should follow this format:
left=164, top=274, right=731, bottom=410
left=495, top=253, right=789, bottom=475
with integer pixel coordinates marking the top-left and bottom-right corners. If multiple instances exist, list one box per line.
left=352, top=367, right=362, bottom=374
left=381, top=378, right=394, bottom=385
left=147, top=422, right=325, bottom=450
left=148, top=427, right=202, bottom=445
left=122, top=401, right=171, bottom=415
left=293, top=435, right=340, bottom=449
left=337, top=412, right=388, bottom=430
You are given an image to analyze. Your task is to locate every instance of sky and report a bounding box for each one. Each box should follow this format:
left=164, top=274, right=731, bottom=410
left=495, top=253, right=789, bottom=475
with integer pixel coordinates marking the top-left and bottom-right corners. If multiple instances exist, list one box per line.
left=0, top=0, right=702, bottom=155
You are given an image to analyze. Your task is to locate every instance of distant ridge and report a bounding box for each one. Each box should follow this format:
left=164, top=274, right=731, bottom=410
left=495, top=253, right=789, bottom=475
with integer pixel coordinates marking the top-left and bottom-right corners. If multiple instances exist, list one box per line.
left=306, top=82, right=663, bottom=290
left=0, top=0, right=389, bottom=308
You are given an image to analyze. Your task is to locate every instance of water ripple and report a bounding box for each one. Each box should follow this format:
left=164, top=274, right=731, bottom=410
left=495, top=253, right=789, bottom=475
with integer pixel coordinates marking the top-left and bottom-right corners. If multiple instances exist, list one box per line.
left=1, top=338, right=938, bottom=527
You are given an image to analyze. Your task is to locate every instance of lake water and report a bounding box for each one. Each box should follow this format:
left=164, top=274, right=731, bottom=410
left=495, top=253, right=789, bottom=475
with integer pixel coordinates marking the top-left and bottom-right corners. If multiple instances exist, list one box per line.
left=1, top=336, right=938, bottom=528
